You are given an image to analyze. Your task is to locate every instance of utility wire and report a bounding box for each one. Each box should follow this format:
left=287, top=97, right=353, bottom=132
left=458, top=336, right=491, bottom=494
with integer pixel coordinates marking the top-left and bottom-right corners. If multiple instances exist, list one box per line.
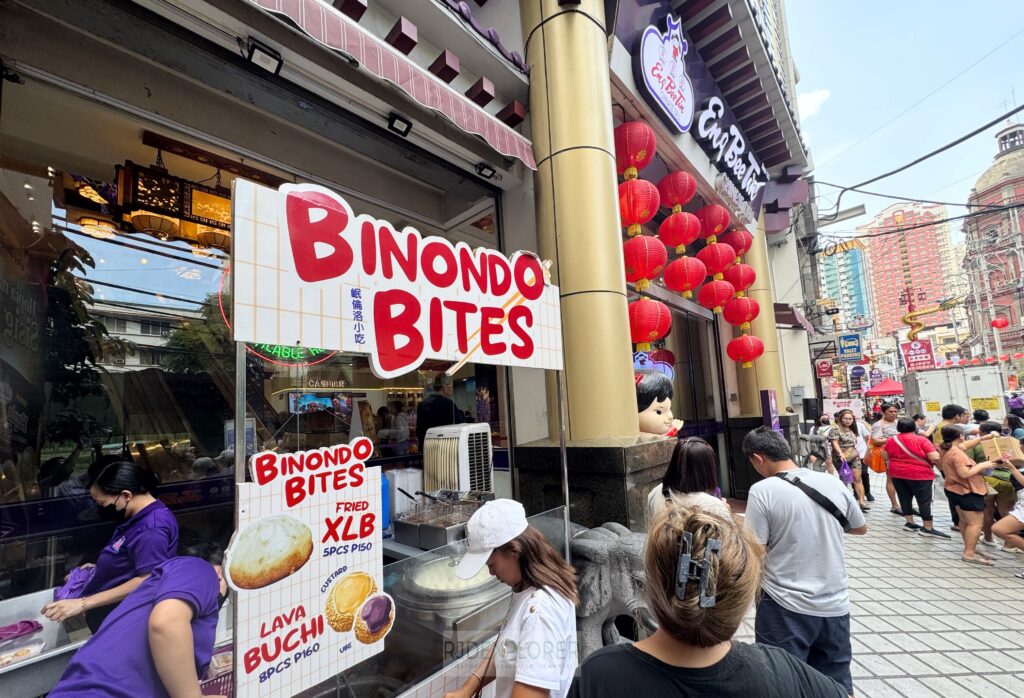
left=817, top=25, right=1024, bottom=167
left=812, top=181, right=1010, bottom=211
left=819, top=103, right=1024, bottom=221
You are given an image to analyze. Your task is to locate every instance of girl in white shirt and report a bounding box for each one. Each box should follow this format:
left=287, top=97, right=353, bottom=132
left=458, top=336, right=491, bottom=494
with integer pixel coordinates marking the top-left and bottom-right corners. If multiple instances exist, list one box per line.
left=446, top=499, right=578, bottom=698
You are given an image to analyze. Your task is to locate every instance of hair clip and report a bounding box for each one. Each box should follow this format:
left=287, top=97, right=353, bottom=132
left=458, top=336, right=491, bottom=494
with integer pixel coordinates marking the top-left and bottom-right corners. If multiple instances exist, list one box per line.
left=634, top=373, right=644, bottom=385
left=675, top=531, right=722, bottom=608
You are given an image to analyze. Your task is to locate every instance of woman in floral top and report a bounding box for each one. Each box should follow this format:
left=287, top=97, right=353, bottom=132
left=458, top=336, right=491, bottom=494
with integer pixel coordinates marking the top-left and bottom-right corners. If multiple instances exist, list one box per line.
left=828, top=409, right=869, bottom=511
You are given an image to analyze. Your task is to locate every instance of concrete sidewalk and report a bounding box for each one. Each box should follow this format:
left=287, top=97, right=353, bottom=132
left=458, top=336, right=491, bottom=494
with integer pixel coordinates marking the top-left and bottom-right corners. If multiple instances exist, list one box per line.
left=734, top=471, right=1024, bottom=698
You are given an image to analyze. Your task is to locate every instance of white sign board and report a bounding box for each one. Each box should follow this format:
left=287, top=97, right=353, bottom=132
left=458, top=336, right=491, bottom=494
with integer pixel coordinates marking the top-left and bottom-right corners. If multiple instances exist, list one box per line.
left=823, top=398, right=866, bottom=419
left=225, top=438, right=388, bottom=696
left=231, top=180, right=563, bottom=378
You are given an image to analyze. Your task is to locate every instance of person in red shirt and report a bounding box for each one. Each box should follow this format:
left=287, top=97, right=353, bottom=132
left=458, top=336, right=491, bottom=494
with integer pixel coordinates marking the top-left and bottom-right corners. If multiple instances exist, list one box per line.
left=884, top=417, right=949, bottom=538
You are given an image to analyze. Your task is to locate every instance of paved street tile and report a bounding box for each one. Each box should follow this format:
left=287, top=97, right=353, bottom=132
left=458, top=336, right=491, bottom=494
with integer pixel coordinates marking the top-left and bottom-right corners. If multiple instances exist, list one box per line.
left=880, top=677, right=943, bottom=697
left=914, top=652, right=970, bottom=676
left=950, top=674, right=1016, bottom=696
left=856, top=653, right=906, bottom=677
left=855, top=678, right=908, bottom=698
left=879, top=654, right=935, bottom=677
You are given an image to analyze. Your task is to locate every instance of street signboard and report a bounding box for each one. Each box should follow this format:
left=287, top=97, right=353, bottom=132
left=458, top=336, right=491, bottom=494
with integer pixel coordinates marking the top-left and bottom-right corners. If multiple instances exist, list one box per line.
left=850, top=365, right=866, bottom=378
left=815, top=360, right=833, bottom=378
left=847, top=314, right=874, bottom=331
left=837, top=333, right=863, bottom=362
left=900, top=339, right=936, bottom=372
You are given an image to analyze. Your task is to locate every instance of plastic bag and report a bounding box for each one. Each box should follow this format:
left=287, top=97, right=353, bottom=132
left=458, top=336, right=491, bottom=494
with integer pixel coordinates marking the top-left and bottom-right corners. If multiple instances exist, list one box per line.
left=53, top=565, right=95, bottom=601
left=838, top=459, right=854, bottom=485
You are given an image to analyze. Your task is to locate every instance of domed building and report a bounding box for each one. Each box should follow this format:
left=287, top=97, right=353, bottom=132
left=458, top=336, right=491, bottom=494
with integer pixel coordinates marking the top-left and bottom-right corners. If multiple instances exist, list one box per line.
left=962, top=123, right=1024, bottom=358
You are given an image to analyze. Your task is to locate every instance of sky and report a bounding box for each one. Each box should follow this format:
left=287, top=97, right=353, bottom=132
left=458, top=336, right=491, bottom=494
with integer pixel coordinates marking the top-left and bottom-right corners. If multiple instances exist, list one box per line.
left=785, top=0, right=1023, bottom=244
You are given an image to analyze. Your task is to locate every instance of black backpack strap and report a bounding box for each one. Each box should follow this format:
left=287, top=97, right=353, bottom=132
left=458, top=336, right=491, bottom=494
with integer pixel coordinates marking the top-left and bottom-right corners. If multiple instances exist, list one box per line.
left=775, top=473, right=852, bottom=533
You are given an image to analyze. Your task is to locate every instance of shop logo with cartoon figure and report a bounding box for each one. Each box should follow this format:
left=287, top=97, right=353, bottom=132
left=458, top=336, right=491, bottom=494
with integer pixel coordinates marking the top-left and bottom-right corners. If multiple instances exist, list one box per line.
left=637, top=13, right=696, bottom=133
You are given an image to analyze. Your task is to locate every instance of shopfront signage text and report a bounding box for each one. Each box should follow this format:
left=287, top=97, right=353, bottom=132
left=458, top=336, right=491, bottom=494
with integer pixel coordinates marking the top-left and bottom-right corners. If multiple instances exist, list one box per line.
left=836, top=333, right=863, bottom=363
left=900, top=339, right=935, bottom=372
left=636, top=14, right=695, bottom=133
left=226, top=437, right=390, bottom=696
left=231, top=181, right=563, bottom=379
left=696, top=97, right=769, bottom=202
left=815, top=360, right=833, bottom=378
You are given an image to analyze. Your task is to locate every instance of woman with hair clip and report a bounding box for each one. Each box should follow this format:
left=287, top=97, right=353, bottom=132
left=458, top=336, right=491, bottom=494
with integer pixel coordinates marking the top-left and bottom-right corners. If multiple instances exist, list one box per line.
left=568, top=506, right=848, bottom=697
left=647, top=437, right=731, bottom=520
left=444, top=499, right=578, bottom=698
left=41, top=461, right=179, bottom=631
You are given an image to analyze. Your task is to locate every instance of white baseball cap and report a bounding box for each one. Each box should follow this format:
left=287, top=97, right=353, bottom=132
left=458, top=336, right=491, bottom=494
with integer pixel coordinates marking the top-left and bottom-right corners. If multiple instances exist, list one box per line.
left=454, top=499, right=528, bottom=580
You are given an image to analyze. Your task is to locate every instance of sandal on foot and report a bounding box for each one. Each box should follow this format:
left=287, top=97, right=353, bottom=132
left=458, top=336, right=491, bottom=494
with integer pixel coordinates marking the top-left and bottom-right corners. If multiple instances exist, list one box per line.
left=961, top=555, right=994, bottom=566
left=890, top=508, right=903, bottom=515
left=1015, top=571, right=1024, bottom=579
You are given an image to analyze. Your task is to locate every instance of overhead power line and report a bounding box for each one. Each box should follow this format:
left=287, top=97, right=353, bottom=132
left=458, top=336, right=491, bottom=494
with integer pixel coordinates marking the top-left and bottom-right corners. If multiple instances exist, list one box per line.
left=813, top=181, right=1010, bottom=211
left=819, top=103, right=1024, bottom=222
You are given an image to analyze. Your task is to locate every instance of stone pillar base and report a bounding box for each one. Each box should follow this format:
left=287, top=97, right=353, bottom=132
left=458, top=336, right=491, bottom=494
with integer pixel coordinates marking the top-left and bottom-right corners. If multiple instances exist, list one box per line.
left=514, top=437, right=676, bottom=531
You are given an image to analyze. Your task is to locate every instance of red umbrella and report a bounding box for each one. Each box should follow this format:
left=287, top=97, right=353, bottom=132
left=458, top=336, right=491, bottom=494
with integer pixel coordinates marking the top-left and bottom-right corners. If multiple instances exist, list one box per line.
left=864, top=378, right=903, bottom=397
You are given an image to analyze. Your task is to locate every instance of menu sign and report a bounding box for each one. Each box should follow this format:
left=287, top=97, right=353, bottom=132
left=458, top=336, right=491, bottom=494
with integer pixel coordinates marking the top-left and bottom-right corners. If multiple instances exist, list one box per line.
left=231, top=180, right=563, bottom=378
left=900, top=339, right=936, bottom=372
left=225, top=438, right=389, bottom=696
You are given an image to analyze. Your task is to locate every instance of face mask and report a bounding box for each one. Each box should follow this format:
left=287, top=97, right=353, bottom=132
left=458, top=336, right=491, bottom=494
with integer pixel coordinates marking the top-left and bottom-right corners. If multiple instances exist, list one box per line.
left=97, top=494, right=127, bottom=521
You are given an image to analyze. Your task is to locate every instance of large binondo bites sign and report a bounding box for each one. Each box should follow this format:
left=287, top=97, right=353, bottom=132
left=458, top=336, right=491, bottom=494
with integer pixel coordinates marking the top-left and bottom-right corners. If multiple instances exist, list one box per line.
left=231, top=180, right=563, bottom=378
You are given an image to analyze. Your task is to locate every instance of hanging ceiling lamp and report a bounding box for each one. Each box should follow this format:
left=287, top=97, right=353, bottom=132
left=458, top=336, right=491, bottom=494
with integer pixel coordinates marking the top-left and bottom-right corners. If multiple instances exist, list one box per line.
left=130, top=211, right=180, bottom=241
left=77, top=216, right=118, bottom=240
left=197, top=225, right=231, bottom=251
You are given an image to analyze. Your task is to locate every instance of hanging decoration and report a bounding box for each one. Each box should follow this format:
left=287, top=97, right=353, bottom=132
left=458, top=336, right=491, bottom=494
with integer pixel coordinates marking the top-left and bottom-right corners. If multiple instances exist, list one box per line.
left=649, top=348, right=675, bottom=366
left=723, top=263, right=756, bottom=296
left=1015, top=353, right=1024, bottom=360
left=958, top=358, right=967, bottom=366
left=658, top=211, right=701, bottom=253
left=657, top=172, right=697, bottom=212
left=727, top=334, right=765, bottom=369
left=723, top=297, right=760, bottom=331
left=696, top=279, right=735, bottom=314
left=623, top=236, right=668, bottom=291
left=696, top=242, right=737, bottom=280
left=619, top=179, right=660, bottom=236
left=662, top=256, right=707, bottom=299
left=628, top=298, right=672, bottom=352
left=971, top=358, right=982, bottom=365
left=1001, top=354, right=1010, bottom=362
left=985, top=357, right=998, bottom=364
left=695, top=205, right=730, bottom=243
left=719, top=229, right=754, bottom=262
left=614, top=122, right=657, bottom=180
left=992, top=317, right=1010, bottom=329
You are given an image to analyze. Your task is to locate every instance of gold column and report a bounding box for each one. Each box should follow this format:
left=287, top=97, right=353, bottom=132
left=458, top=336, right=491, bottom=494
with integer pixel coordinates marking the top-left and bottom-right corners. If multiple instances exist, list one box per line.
left=737, top=215, right=787, bottom=415
left=521, top=0, right=638, bottom=441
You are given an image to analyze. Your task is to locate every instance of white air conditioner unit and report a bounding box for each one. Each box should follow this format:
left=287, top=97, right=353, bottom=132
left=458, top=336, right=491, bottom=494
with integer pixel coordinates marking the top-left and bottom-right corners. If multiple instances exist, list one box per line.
left=423, top=423, right=493, bottom=493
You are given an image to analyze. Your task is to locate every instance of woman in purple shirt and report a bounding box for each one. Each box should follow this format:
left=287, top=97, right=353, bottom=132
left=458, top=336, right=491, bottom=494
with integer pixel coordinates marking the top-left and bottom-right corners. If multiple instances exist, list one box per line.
left=49, top=556, right=225, bottom=698
left=42, top=462, right=179, bottom=631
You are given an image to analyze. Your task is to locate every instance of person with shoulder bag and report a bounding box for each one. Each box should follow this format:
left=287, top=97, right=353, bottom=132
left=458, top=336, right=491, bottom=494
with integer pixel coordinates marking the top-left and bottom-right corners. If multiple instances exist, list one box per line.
left=883, top=418, right=947, bottom=537
left=827, top=410, right=867, bottom=511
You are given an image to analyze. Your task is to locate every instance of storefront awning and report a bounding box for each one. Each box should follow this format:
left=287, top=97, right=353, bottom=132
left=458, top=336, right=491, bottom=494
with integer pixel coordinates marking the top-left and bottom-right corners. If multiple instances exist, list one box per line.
left=246, top=0, right=537, bottom=170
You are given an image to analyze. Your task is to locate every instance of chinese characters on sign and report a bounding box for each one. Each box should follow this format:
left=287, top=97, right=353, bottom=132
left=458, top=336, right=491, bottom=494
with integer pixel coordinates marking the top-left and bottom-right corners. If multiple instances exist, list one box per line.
left=899, top=340, right=936, bottom=372
left=230, top=181, right=564, bottom=379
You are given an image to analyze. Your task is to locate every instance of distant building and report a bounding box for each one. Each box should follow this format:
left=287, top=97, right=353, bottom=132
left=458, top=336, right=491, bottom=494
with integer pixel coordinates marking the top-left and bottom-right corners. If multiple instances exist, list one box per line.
left=91, top=301, right=198, bottom=371
left=962, top=123, right=1024, bottom=356
left=817, top=238, right=873, bottom=333
left=860, top=202, right=954, bottom=337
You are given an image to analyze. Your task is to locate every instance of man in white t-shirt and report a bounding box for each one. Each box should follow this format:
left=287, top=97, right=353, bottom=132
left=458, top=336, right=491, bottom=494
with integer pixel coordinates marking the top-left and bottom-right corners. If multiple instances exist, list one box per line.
left=743, top=427, right=867, bottom=696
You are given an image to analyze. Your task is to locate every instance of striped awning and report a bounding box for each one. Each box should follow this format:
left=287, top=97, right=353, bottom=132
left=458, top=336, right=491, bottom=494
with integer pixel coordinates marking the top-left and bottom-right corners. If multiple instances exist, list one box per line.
left=247, top=0, right=537, bottom=169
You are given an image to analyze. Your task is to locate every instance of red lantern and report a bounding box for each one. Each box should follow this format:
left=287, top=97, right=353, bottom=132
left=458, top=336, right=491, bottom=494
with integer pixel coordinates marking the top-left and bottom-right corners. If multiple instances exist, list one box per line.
left=723, top=263, right=756, bottom=296
left=695, top=205, right=731, bottom=242
left=614, top=122, right=656, bottom=179
left=663, top=256, right=707, bottom=299
left=1001, top=354, right=1010, bottom=362
left=1015, top=353, right=1024, bottom=360
left=657, top=172, right=697, bottom=212
left=958, top=358, right=968, bottom=366
left=723, top=297, right=760, bottom=331
left=697, top=280, right=735, bottom=314
left=944, top=360, right=954, bottom=367
left=649, top=348, right=675, bottom=366
left=619, top=179, right=660, bottom=236
left=719, top=229, right=754, bottom=262
left=623, top=236, right=668, bottom=291
left=992, top=317, right=1010, bottom=329
left=697, top=242, right=737, bottom=280
left=727, top=334, right=764, bottom=368
left=658, top=212, right=701, bottom=253
left=971, top=357, right=982, bottom=365
left=986, top=357, right=998, bottom=364
left=628, top=298, right=672, bottom=351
